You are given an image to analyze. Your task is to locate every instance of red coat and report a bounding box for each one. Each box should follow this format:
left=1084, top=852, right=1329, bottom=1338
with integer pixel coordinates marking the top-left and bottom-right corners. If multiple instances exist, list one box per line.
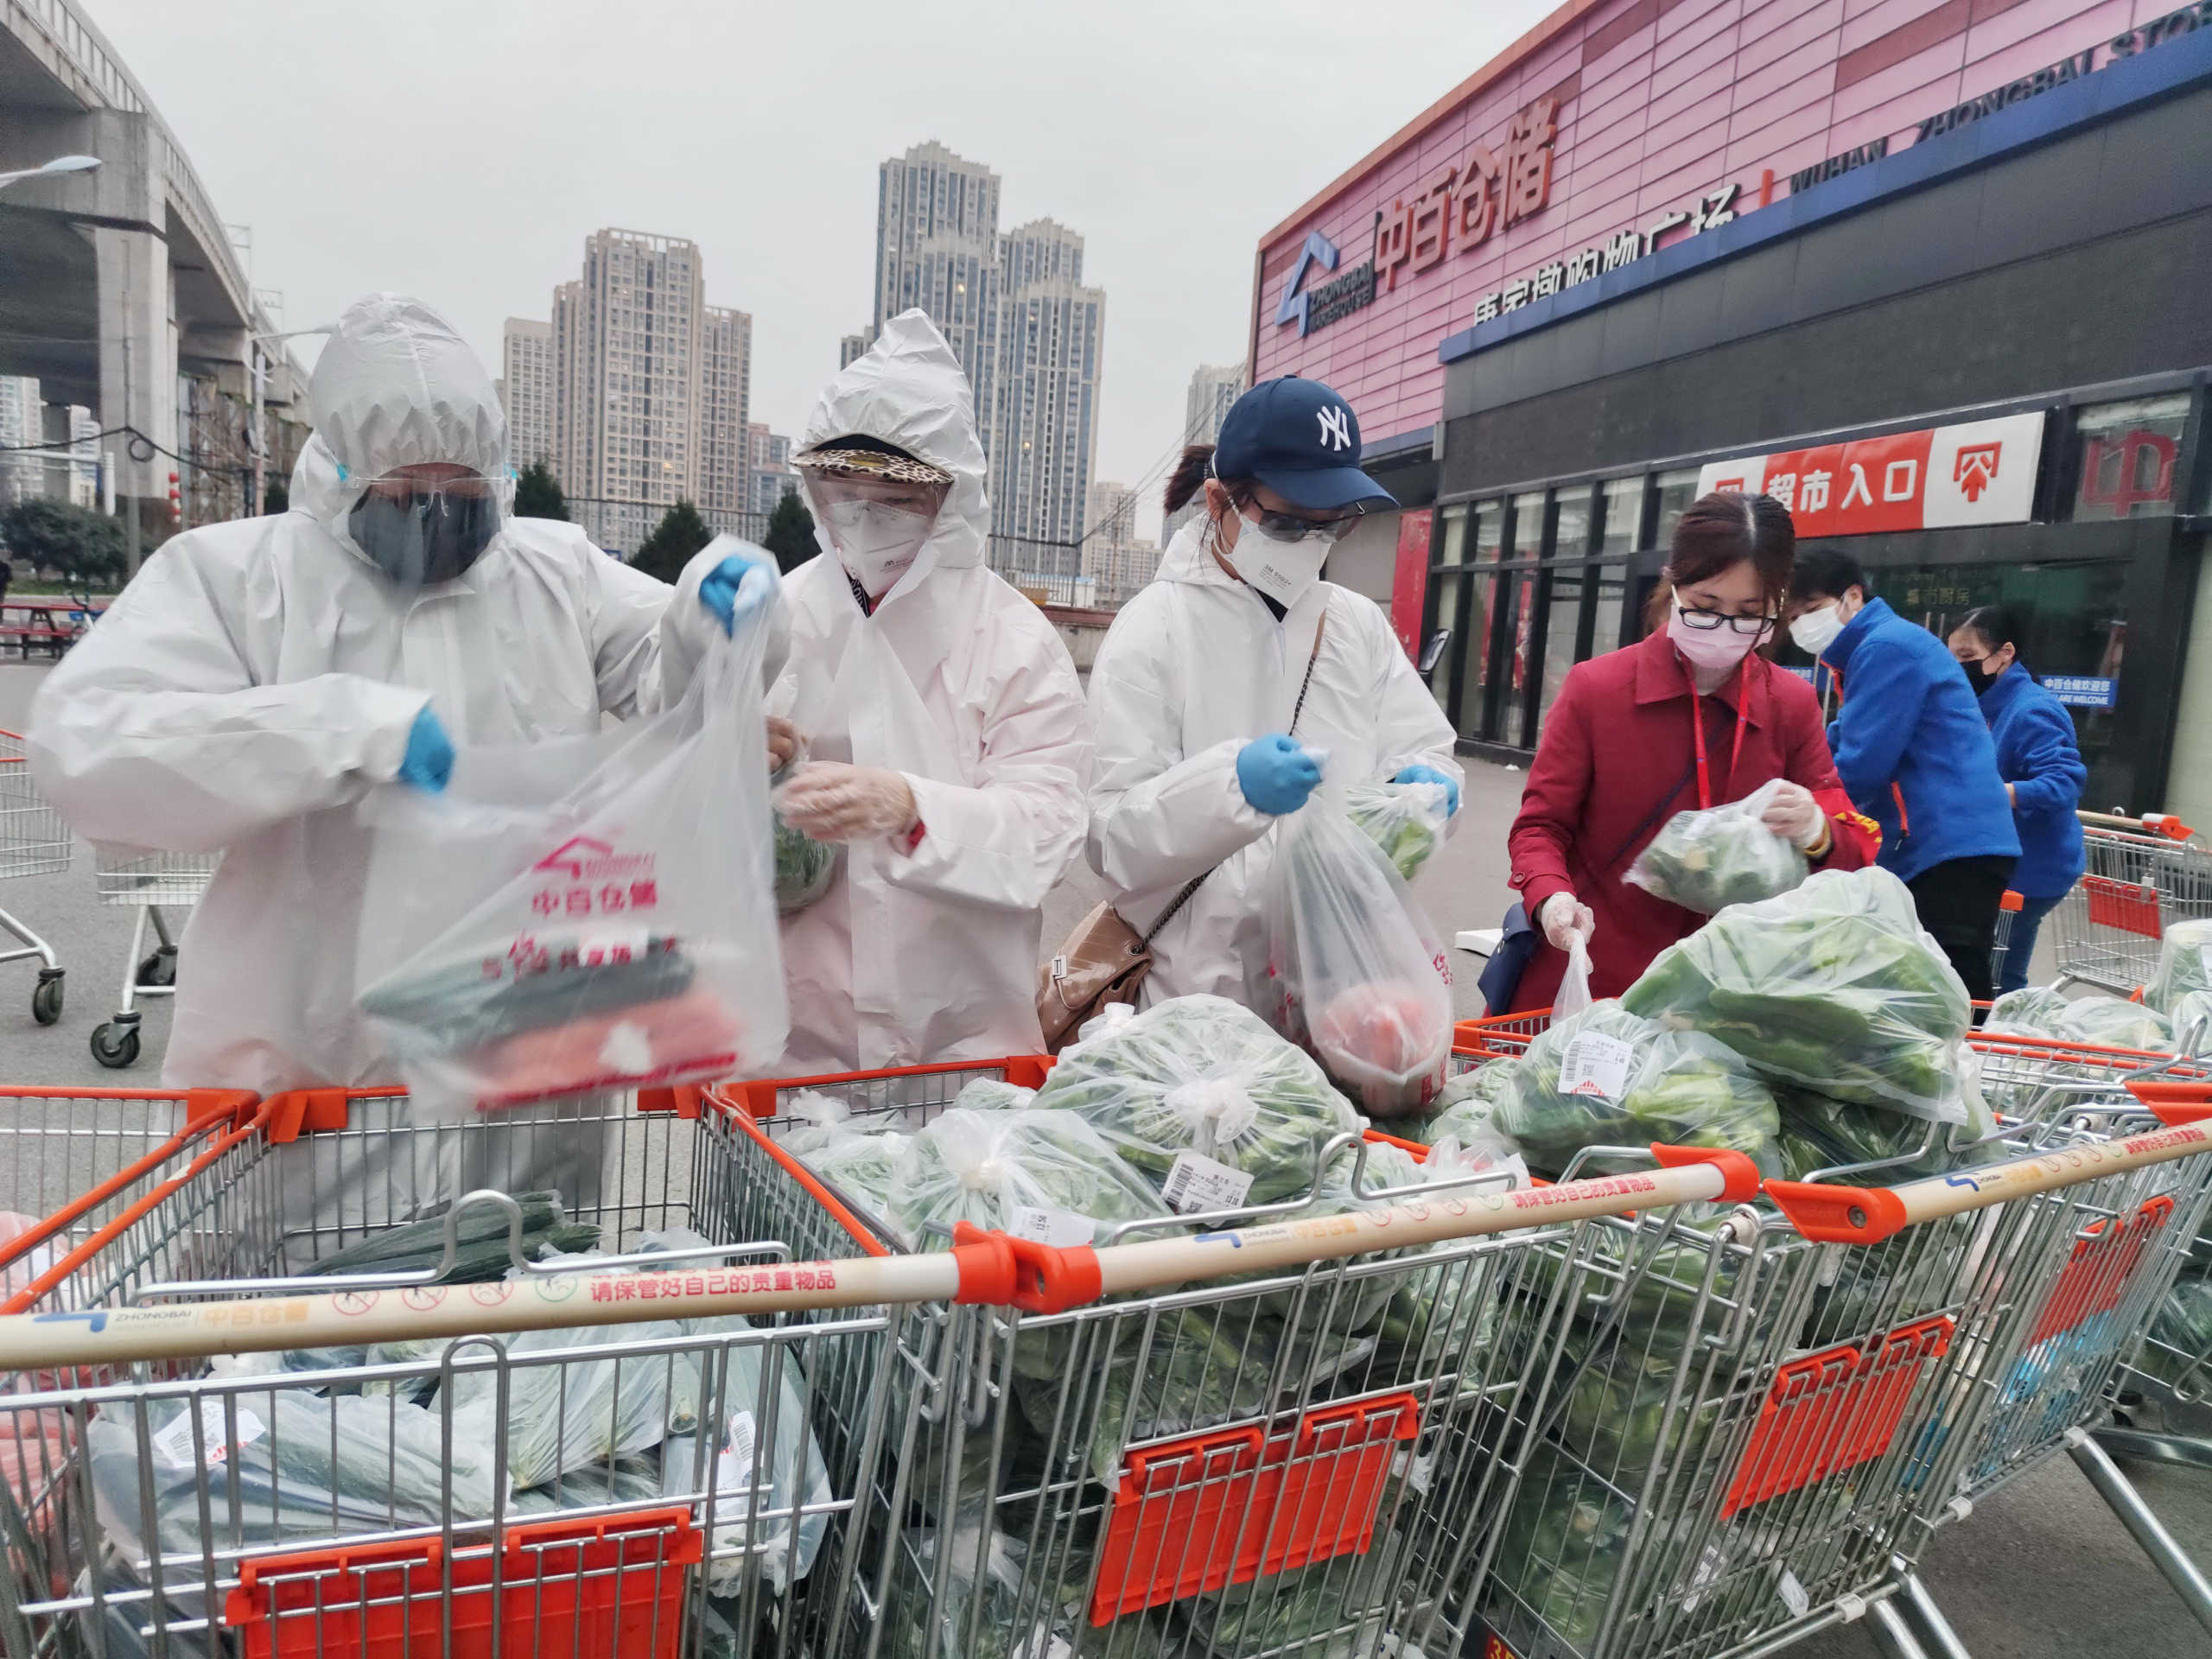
left=1506, top=630, right=1872, bottom=1010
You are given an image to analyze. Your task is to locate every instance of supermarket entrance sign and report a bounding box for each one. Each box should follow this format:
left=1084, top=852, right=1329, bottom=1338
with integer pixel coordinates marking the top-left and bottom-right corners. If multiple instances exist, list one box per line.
left=1694, top=413, right=2044, bottom=537
left=2044, top=676, right=2118, bottom=709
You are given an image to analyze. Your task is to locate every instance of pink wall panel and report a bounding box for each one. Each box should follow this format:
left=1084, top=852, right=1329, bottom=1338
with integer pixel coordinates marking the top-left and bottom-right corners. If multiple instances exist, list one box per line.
left=1253, top=0, right=2141, bottom=442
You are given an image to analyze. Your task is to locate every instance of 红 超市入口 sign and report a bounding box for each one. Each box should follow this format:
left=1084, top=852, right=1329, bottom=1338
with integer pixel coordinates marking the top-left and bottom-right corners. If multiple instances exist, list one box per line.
left=1694, top=413, right=2045, bottom=536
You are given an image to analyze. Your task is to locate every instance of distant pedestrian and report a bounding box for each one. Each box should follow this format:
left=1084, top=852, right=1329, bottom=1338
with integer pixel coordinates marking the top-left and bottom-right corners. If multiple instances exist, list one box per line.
left=1947, top=606, right=2087, bottom=995
left=1787, top=550, right=2019, bottom=999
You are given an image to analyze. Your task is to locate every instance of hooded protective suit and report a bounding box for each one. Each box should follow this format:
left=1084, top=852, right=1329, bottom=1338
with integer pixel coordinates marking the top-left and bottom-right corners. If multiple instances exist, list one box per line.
left=1086, top=515, right=1462, bottom=1004
left=771, top=310, right=1091, bottom=1071
left=29, top=294, right=771, bottom=1096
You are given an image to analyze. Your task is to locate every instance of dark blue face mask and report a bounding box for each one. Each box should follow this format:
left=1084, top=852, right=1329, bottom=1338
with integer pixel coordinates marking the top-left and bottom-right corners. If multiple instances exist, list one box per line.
left=348, top=489, right=501, bottom=587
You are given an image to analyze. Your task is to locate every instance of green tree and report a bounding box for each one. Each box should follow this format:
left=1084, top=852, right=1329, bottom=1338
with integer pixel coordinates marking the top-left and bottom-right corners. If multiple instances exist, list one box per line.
left=514, top=460, right=569, bottom=520
left=0, top=499, right=127, bottom=586
left=263, top=474, right=289, bottom=514
left=630, top=499, right=713, bottom=584
left=762, top=489, right=818, bottom=575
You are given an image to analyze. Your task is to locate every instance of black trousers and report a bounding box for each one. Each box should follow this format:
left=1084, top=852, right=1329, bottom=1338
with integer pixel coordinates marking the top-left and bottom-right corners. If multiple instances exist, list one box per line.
left=1905, top=854, right=2017, bottom=1005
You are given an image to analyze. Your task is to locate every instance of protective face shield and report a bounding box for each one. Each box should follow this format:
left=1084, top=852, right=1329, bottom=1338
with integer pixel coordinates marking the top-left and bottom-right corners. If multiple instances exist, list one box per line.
left=807, top=475, right=944, bottom=598
left=1789, top=601, right=1847, bottom=657
left=346, top=470, right=504, bottom=588
left=1221, top=508, right=1347, bottom=610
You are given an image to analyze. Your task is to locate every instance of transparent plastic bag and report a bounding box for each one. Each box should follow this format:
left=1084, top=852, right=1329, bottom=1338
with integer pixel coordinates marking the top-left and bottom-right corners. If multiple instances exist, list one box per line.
left=1623, top=779, right=1808, bottom=914
left=1555, top=934, right=1593, bottom=1020
left=2050, top=995, right=2173, bottom=1053
left=1344, top=780, right=1451, bottom=883
left=885, top=1105, right=1176, bottom=1251
left=765, top=659, right=846, bottom=915
left=1621, top=868, right=1973, bottom=1122
left=1261, top=790, right=1454, bottom=1116
left=1485, top=999, right=1781, bottom=1178
left=1033, top=994, right=1363, bottom=1209
left=354, top=625, right=788, bottom=1112
left=2147, top=918, right=2212, bottom=1014
left=2173, top=990, right=2212, bottom=1057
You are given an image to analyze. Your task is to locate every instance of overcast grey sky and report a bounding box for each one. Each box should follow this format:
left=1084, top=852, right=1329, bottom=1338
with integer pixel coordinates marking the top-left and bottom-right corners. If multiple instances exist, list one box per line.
left=92, top=0, right=1554, bottom=537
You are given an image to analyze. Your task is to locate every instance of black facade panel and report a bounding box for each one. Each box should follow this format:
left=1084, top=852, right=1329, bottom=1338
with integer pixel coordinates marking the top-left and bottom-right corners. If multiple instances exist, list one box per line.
left=1442, top=208, right=2212, bottom=493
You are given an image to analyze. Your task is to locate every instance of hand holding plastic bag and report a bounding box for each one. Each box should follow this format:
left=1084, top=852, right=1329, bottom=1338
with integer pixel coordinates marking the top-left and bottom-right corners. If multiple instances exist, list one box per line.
left=1344, top=779, right=1451, bottom=882
left=1261, top=786, right=1454, bottom=1116
left=1624, top=779, right=1809, bottom=914
left=355, top=616, right=788, bottom=1111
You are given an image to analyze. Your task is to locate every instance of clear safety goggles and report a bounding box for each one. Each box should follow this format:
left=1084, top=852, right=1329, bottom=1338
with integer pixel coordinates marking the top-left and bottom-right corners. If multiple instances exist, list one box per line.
left=804, top=470, right=949, bottom=520
left=351, top=467, right=505, bottom=512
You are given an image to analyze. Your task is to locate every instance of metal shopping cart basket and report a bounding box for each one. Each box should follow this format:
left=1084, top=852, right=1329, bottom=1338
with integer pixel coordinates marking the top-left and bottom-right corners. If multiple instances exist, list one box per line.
left=2050, top=812, right=2212, bottom=995
left=0, top=1084, right=893, bottom=1658
left=0, top=731, right=67, bottom=1028
left=88, top=849, right=219, bottom=1070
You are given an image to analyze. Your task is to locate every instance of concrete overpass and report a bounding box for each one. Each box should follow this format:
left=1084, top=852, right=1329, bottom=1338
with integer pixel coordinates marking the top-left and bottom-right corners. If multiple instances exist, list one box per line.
left=0, top=0, right=302, bottom=545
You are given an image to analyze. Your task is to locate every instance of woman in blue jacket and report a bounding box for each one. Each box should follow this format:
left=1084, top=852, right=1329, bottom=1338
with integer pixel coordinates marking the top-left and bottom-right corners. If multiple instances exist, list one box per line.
left=1947, top=606, right=2088, bottom=995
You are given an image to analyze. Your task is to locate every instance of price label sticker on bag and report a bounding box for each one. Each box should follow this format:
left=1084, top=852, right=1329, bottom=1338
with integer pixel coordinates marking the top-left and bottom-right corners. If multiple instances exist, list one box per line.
left=153, top=1400, right=266, bottom=1470
left=1007, top=1205, right=1096, bottom=1248
left=1161, top=1151, right=1255, bottom=1216
left=1558, top=1031, right=1634, bottom=1101
left=1776, top=1567, right=1808, bottom=1618
left=715, top=1409, right=758, bottom=1497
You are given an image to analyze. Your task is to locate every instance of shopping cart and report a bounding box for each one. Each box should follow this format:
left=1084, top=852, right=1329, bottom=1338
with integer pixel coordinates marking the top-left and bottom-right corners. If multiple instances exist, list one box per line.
left=89, top=849, right=219, bottom=1069
left=2050, top=812, right=2212, bottom=995
left=0, top=730, right=67, bottom=1027
left=0, top=1085, right=892, bottom=1658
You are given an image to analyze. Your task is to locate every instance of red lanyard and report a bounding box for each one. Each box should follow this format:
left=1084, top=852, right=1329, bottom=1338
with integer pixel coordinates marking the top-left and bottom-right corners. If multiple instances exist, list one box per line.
left=1684, top=654, right=1752, bottom=810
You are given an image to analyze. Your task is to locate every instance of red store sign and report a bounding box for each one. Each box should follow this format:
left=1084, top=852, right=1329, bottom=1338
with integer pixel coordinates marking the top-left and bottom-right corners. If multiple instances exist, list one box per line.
left=1694, top=412, right=2044, bottom=536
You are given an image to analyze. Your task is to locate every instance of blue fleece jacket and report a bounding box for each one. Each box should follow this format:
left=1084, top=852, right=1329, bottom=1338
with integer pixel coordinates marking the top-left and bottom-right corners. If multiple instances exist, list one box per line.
left=1976, top=661, right=2088, bottom=898
left=1821, top=597, right=2019, bottom=883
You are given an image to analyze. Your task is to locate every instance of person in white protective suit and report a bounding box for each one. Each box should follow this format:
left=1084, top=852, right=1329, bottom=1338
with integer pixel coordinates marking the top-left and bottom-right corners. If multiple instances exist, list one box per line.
left=1085, top=374, right=1463, bottom=1004
left=765, top=309, right=1092, bottom=1071
left=29, top=293, right=784, bottom=1102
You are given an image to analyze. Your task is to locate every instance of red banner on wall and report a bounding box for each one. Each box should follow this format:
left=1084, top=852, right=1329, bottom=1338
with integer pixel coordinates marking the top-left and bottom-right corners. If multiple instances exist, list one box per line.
left=1390, top=511, right=1433, bottom=658
left=1695, top=412, right=2044, bottom=536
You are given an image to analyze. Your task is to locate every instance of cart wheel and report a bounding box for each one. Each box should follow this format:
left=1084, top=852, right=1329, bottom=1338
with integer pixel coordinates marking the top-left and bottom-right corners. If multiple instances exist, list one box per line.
left=136, top=947, right=177, bottom=989
left=90, top=1021, right=140, bottom=1069
left=30, top=971, right=63, bottom=1026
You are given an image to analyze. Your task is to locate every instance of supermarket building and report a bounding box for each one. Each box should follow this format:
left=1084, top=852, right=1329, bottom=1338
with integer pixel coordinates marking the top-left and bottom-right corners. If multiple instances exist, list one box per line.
left=1259, top=0, right=2212, bottom=820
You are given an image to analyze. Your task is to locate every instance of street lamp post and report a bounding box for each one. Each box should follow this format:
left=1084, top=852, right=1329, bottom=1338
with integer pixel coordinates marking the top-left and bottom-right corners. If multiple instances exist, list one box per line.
left=0, top=154, right=100, bottom=192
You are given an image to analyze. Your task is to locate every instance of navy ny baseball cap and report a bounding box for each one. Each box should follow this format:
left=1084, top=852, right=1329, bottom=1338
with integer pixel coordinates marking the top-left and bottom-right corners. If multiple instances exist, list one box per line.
left=1214, top=375, right=1396, bottom=513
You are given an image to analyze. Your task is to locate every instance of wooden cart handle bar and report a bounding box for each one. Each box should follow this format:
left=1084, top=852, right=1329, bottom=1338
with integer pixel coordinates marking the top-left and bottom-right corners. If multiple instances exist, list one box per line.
left=0, top=1148, right=1756, bottom=1374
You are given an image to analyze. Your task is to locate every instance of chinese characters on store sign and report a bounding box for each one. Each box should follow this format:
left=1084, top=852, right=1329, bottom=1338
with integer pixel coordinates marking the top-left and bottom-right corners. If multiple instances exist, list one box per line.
left=1375, top=94, right=1560, bottom=295
left=1694, top=413, right=2045, bottom=536
left=2042, top=676, right=2120, bottom=709
left=1468, top=183, right=1739, bottom=325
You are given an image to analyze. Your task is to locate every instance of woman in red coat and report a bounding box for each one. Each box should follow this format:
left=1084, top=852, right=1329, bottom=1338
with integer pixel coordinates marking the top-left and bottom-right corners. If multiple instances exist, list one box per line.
left=1505, top=493, right=1872, bottom=1010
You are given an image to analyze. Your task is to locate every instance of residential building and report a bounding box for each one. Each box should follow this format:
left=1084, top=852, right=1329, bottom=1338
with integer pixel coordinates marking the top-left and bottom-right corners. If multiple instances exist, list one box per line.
left=1083, top=479, right=1159, bottom=602
left=748, top=423, right=799, bottom=518
left=875, top=144, right=1002, bottom=431
left=1164, top=361, right=1246, bottom=541
left=0, top=378, right=41, bottom=505
left=991, top=275, right=1104, bottom=575
left=839, top=331, right=873, bottom=370
left=698, top=305, right=753, bottom=524
left=499, top=318, right=555, bottom=468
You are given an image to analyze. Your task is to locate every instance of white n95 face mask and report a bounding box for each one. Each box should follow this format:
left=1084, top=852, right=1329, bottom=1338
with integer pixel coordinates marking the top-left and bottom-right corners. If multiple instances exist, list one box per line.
left=1789, top=603, right=1847, bottom=657
left=1229, top=514, right=1332, bottom=609
left=821, top=498, right=932, bottom=597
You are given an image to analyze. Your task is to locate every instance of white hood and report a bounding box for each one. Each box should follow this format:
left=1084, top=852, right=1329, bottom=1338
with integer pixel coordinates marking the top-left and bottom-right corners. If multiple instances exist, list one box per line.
left=800, top=309, right=988, bottom=594
left=294, top=293, right=514, bottom=545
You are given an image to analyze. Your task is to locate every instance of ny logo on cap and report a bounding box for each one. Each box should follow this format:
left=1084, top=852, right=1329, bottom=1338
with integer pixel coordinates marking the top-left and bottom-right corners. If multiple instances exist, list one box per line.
left=1317, top=405, right=1351, bottom=453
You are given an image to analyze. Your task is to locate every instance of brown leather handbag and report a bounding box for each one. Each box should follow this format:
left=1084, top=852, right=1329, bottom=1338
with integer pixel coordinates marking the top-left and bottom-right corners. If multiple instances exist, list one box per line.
left=1036, top=613, right=1326, bottom=1052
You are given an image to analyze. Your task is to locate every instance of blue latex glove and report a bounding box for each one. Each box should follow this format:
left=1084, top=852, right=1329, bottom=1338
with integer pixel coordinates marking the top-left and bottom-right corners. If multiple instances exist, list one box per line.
left=698, top=548, right=778, bottom=637
left=1236, top=734, right=1322, bottom=817
left=397, top=706, right=454, bottom=793
left=1394, top=763, right=1461, bottom=817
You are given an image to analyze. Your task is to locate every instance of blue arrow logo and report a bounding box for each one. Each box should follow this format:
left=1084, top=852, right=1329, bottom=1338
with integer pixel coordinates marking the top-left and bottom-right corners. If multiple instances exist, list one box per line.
left=35, top=1309, right=107, bottom=1332
left=1944, top=1174, right=1983, bottom=1193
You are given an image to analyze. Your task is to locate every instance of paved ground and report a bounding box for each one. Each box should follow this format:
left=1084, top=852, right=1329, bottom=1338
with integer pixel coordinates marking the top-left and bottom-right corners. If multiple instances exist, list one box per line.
left=3, top=658, right=2206, bottom=1657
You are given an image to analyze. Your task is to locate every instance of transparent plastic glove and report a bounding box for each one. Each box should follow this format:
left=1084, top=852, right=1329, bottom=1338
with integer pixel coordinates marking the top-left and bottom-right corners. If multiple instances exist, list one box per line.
left=1537, top=890, right=1595, bottom=951
left=1758, top=779, right=1827, bottom=849
left=1236, top=734, right=1322, bottom=816
left=1393, top=763, right=1461, bottom=817
left=766, top=716, right=799, bottom=773
left=776, top=762, right=918, bottom=842
left=699, top=548, right=778, bottom=636
left=396, top=707, right=454, bottom=793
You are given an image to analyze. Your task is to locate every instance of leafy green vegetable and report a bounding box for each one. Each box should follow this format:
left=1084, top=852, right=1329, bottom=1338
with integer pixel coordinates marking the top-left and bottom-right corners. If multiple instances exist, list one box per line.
left=796, top=1129, right=914, bottom=1243
left=1621, top=868, right=1973, bottom=1122
left=2147, top=918, right=2212, bottom=1014
left=1485, top=1445, right=1631, bottom=1653
left=1189, top=1543, right=1423, bottom=1658
left=1986, top=986, right=2073, bottom=1033
left=1345, top=780, right=1449, bottom=882
left=1624, top=785, right=1808, bottom=915
left=887, top=1105, right=1178, bottom=1253
left=1034, top=994, right=1363, bottom=1207
left=296, top=1192, right=594, bottom=1283
left=771, top=760, right=841, bottom=913
left=1774, top=1089, right=2002, bottom=1182
left=1554, top=1330, right=1721, bottom=1482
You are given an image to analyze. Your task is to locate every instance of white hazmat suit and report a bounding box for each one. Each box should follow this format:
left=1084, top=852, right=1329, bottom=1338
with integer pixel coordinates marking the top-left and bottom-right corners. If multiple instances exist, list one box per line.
left=29, top=294, right=766, bottom=1097
left=771, top=311, right=1092, bottom=1071
left=1086, top=516, right=1462, bottom=1003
